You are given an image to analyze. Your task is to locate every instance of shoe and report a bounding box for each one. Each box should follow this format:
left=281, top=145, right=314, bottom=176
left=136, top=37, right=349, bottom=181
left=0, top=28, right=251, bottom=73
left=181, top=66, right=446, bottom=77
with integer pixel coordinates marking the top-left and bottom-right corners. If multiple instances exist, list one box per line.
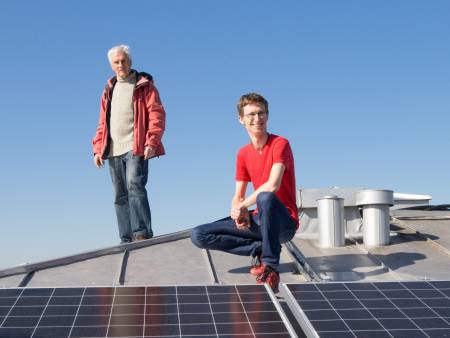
left=250, top=253, right=264, bottom=276
left=256, top=265, right=280, bottom=291
left=134, top=234, right=148, bottom=241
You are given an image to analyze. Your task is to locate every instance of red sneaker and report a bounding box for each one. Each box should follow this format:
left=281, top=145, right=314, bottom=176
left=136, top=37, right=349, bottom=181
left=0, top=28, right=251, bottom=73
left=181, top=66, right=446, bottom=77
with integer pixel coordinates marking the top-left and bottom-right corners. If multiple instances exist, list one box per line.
left=256, top=265, right=280, bottom=291
left=249, top=254, right=264, bottom=276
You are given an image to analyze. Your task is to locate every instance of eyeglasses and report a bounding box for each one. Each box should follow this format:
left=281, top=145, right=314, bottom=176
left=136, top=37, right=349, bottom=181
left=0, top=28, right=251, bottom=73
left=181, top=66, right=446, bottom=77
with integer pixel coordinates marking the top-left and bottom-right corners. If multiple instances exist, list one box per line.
left=243, top=111, right=267, bottom=119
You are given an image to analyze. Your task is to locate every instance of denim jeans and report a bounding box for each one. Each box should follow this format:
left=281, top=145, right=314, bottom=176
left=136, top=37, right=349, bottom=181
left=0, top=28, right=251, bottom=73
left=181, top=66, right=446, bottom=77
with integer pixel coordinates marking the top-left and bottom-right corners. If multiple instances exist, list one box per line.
left=191, top=192, right=297, bottom=268
left=108, top=151, right=152, bottom=242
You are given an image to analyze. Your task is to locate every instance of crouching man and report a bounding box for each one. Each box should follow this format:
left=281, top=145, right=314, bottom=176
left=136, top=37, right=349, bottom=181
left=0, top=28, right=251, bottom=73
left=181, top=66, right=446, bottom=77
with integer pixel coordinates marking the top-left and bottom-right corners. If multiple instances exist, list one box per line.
left=191, top=92, right=298, bottom=291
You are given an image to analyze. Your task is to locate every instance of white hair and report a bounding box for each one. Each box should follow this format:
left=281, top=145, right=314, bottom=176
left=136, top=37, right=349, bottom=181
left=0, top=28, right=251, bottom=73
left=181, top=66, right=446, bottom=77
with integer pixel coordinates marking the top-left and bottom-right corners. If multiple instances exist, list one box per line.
left=107, top=45, right=132, bottom=64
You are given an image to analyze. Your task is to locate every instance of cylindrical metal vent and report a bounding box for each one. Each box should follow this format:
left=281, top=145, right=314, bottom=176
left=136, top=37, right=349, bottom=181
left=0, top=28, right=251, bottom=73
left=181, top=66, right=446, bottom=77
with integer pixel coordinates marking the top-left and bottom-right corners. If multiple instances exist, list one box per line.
left=317, top=196, right=345, bottom=248
left=356, top=189, right=394, bottom=247
left=362, top=205, right=391, bottom=247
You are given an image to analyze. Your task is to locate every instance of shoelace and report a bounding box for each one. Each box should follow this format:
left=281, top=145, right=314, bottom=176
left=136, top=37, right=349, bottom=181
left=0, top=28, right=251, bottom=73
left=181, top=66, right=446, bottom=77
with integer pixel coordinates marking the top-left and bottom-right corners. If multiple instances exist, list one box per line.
left=256, top=266, right=275, bottom=282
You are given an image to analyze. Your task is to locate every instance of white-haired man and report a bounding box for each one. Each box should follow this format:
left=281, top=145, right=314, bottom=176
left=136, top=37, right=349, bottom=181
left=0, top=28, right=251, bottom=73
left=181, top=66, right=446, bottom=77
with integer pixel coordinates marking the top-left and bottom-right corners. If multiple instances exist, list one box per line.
left=92, top=45, right=166, bottom=243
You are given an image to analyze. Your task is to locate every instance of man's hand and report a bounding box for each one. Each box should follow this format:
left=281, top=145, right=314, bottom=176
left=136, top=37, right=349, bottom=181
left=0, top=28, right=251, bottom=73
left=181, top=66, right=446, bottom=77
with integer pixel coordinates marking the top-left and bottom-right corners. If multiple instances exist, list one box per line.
left=94, top=154, right=104, bottom=168
left=231, top=200, right=250, bottom=229
left=144, top=146, right=155, bottom=160
left=236, top=208, right=250, bottom=229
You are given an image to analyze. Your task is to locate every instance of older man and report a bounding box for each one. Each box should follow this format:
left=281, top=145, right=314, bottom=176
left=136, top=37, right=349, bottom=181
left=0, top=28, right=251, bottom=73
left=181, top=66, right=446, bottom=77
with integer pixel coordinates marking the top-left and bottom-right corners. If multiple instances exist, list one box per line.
left=92, top=45, right=166, bottom=243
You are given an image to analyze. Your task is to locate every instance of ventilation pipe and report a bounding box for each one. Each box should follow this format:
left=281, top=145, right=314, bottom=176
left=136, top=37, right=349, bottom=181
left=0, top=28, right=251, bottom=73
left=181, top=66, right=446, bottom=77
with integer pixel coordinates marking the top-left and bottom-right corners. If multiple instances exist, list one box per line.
left=356, top=189, right=394, bottom=247
left=317, top=196, right=345, bottom=248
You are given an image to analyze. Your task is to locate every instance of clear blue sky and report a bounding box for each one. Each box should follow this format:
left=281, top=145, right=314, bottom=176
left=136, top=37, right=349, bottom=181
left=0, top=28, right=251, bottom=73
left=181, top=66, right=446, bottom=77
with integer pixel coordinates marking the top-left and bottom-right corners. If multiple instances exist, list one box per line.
left=0, top=1, right=449, bottom=269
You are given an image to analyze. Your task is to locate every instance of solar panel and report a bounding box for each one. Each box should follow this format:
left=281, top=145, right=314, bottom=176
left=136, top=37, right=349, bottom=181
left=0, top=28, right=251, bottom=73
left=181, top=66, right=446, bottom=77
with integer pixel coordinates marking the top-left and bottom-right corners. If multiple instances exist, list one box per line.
left=282, top=280, right=450, bottom=338
left=0, top=284, right=296, bottom=338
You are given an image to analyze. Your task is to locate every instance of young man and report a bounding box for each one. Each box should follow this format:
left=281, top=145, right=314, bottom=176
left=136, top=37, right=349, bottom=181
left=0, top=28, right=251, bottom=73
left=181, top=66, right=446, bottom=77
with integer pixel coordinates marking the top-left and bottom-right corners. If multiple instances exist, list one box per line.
left=92, top=45, right=166, bottom=243
left=191, top=93, right=298, bottom=290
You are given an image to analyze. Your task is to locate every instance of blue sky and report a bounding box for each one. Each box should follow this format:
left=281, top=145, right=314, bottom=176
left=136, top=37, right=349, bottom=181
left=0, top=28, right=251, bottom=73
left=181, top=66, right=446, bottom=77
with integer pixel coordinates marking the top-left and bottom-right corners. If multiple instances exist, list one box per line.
left=0, top=1, right=449, bottom=269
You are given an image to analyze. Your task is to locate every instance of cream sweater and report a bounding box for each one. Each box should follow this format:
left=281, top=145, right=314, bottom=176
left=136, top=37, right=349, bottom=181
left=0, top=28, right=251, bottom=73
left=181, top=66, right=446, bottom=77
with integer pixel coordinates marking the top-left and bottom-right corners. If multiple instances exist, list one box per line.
left=108, top=72, right=136, bottom=157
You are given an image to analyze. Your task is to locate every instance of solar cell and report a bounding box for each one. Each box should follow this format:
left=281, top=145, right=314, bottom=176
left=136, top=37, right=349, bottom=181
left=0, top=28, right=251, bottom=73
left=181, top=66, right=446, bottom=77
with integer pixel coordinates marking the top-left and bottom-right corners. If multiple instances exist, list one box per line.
left=0, top=284, right=296, bottom=337
left=282, top=280, right=450, bottom=338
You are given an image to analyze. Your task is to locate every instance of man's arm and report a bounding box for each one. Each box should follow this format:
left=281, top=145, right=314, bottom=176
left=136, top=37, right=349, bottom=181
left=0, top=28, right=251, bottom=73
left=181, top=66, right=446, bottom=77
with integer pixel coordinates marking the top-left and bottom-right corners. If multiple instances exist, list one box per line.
left=145, top=85, right=166, bottom=156
left=231, top=181, right=247, bottom=207
left=238, top=162, right=285, bottom=209
left=92, top=91, right=107, bottom=168
left=230, top=181, right=249, bottom=228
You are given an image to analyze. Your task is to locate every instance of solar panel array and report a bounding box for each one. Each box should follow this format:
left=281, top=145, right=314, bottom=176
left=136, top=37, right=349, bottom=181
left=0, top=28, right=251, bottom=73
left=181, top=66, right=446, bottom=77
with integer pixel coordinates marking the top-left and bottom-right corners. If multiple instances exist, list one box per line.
left=0, top=284, right=294, bottom=338
left=283, top=280, right=450, bottom=338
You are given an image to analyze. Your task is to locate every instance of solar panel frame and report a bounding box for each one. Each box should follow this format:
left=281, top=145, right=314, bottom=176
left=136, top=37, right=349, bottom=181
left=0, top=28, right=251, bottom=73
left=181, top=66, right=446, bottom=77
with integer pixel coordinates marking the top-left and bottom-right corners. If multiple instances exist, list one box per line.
left=0, top=284, right=297, bottom=338
left=281, top=280, right=450, bottom=338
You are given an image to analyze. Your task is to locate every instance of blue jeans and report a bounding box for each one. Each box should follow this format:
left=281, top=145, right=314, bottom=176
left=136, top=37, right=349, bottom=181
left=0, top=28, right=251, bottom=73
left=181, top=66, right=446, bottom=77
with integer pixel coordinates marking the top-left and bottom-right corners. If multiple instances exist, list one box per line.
left=108, top=151, right=152, bottom=242
left=191, top=192, right=297, bottom=268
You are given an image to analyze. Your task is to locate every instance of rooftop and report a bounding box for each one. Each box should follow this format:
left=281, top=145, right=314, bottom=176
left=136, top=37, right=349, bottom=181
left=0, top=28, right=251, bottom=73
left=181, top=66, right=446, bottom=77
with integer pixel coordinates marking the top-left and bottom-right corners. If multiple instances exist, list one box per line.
left=1, top=188, right=449, bottom=337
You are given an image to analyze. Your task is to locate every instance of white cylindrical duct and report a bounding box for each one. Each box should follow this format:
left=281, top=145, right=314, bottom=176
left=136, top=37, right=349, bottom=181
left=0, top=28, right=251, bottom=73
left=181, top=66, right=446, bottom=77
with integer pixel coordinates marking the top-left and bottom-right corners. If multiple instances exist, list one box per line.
left=356, top=189, right=394, bottom=247
left=317, top=196, right=345, bottom=248
left=362, top=205, right=391, bottom=247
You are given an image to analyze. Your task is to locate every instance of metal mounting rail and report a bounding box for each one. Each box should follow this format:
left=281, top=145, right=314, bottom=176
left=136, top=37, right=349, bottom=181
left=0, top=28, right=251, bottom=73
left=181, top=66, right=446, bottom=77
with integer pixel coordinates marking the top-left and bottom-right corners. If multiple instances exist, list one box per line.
left=285, top=241, right=322, bottom=282
left=204, top=249, right=220, bottom=284
left=117, top=249, right=130, bottom=286
left=18, top=271, right=35, bottom=287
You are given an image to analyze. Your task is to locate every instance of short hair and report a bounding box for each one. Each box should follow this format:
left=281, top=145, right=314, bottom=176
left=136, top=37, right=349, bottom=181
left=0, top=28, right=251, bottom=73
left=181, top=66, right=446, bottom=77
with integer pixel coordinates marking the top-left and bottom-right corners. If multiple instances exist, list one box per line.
left=237, top=92, right=269, bottom=116
left=107, top=45, right=132, bottom=64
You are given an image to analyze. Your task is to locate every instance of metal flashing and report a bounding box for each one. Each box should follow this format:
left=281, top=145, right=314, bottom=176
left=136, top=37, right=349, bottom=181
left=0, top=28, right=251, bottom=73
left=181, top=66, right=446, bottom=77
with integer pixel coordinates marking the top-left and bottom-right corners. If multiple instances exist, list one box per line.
left=0, top=229, right=191, bottom=280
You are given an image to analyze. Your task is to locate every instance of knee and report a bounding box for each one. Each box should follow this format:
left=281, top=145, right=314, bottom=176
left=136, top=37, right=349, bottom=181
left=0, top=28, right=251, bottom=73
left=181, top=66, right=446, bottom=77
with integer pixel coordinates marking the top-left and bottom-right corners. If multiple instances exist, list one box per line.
left=127, top=176, right=145, bottom=193
left=256, top=191, right=276, bottom=208
left=114, top=194, right=128, bottom=204
left=191, top=226, right=207, bottom=249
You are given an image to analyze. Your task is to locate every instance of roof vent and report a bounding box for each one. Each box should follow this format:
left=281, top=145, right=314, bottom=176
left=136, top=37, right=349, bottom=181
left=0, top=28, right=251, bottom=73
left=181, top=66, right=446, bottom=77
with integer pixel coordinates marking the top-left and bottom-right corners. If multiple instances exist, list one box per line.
left=317, top=195, right=345, bottom=248
left=356, top=189, right=394, bottom=247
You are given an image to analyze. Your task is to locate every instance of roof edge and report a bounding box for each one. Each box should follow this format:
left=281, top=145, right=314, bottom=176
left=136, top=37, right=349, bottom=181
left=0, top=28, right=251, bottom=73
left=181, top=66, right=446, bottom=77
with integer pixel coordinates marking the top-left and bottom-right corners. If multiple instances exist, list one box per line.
left=0, top=229, right=192, bottom=279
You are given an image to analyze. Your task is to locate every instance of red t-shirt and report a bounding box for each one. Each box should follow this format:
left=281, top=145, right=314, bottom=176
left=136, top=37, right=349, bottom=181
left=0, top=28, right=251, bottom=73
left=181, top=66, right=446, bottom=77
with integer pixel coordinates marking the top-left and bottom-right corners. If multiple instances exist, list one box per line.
left=235, top=134, right=299, bottom=226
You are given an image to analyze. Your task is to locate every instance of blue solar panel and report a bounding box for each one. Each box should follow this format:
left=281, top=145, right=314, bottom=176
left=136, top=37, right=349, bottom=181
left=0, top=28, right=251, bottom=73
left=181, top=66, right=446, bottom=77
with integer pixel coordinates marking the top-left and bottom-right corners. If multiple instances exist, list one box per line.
left=282, top=281, right=450, bottom=338
left=0, top=284, right=295, bottom=338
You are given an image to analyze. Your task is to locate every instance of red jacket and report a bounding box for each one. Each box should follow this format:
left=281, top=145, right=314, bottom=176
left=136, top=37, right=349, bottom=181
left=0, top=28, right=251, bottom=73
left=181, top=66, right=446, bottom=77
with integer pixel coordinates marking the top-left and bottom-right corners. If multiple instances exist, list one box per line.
left=92, top=70, right=166, bottom=159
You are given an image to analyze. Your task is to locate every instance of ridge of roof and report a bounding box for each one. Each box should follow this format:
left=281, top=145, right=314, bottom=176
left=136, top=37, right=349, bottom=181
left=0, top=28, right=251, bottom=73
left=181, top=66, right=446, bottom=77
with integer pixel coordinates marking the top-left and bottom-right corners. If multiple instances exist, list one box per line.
left=0, top=229, right=191, bottom=279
